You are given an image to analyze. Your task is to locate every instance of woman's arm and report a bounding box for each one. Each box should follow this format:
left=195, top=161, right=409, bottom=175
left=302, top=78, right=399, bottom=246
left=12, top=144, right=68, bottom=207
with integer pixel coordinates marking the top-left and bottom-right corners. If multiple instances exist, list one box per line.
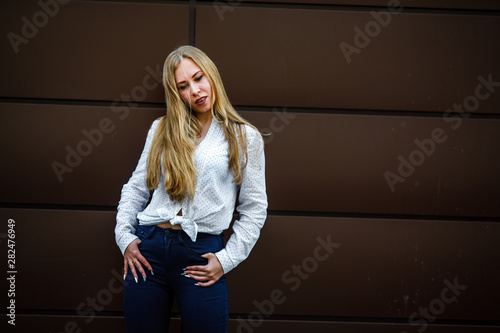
left=115, top=119, right=160, bottom=255
left=182, top=125, right=268, bottom=286
left=215, top=126, right=268, bottom=274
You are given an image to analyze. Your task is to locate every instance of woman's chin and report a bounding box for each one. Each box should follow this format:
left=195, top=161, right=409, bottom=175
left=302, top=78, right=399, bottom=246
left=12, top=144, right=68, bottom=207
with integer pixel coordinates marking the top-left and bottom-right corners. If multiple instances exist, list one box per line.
left=193, top=105, right=212, bottom=116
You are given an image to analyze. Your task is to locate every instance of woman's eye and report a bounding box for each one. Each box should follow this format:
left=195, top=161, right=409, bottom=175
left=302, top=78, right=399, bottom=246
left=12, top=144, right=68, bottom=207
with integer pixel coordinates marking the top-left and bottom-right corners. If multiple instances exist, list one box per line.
left=195, top=75, right=202, bottom=81
left=178, top=85, right=187, bottom=90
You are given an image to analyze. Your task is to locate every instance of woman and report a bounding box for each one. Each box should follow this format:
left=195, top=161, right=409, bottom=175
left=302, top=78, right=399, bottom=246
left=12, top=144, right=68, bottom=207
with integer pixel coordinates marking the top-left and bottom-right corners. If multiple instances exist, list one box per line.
left=114, top=45, right=268, bottom=333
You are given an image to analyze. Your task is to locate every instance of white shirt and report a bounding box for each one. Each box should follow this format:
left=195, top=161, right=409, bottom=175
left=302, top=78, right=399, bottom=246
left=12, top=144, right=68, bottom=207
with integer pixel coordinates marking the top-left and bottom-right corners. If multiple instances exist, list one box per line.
left=115, top=116, right=268, bottom=274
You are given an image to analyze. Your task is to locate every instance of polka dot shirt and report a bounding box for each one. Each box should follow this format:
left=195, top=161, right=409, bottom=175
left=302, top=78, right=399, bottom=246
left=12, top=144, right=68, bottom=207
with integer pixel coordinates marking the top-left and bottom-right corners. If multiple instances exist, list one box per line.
left=115, top=116, right=268, bottom=274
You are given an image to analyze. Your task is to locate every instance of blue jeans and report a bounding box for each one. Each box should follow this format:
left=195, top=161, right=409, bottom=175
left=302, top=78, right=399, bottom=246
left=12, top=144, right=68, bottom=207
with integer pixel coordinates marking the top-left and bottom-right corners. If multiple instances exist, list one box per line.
left=123, top=225, right=228, bottom=333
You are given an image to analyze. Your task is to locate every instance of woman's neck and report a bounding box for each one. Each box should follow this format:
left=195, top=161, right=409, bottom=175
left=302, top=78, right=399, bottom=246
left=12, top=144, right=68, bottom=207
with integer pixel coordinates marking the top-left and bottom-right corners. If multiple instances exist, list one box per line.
left=195, top=111, right=213, bottom=127
left=194, top=111, right=213, bottom=144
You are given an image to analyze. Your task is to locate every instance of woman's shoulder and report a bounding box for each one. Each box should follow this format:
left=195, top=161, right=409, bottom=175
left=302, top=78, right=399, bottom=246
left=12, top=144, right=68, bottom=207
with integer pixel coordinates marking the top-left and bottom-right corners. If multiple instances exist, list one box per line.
left=151, top=116, right=164, bottom=128
left=148, top=116, right=165, bottom=133
left=144, top=116, right=164, bottom=143
left=244, top=123, right=262, bottom=136
left=237, top=123, right=263, bottom=147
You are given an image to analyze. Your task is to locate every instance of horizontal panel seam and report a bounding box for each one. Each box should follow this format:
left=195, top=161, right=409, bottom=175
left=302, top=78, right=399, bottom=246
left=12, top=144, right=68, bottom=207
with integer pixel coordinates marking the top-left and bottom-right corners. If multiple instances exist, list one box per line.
left=1, top=204, right=499, bottom=221
left=1, top=99, right=500, bottom=120
left=195, top=0, right=500, bottom=16
left=65, top=0, right=500, bottom=15
left=2, top=310, right=500, bottom=326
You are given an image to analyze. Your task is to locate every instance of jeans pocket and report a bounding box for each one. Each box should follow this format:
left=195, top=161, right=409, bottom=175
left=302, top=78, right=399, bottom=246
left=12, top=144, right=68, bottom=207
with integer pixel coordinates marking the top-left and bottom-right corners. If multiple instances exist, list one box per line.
left=182, top=233, right=223, bottom=258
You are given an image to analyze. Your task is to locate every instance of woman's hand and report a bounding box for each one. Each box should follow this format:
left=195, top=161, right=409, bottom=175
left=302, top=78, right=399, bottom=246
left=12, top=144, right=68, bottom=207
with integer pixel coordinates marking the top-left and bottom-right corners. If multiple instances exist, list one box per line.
left=183, top=253, right=224, bottom=287
left=123, top=238, right=153, bottom=283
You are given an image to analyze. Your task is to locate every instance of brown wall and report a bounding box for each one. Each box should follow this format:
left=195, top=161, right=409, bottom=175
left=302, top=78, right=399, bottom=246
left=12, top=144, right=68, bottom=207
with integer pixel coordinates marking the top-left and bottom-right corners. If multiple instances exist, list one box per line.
left=1, top=0, right=499, bottom=332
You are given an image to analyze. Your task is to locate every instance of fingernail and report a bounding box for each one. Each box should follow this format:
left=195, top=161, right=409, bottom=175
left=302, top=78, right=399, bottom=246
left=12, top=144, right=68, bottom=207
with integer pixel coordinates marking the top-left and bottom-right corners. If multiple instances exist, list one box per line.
left=182, top=268, right=187, bottom=271
left=143, top=276, right=146, bottom=282
left=150, top=270, right=154, bottom=276
left=194, top=283, right=200, bottom=287
left=181, top=273, right=190, bottom=278
left=123, top=274, right=126, bottom=280
left=134, top=277, right=138, bottom=284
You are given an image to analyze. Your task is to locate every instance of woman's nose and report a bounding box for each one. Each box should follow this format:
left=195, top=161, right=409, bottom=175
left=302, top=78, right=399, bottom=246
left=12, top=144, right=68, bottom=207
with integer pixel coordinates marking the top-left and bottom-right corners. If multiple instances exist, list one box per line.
left=191, top=83, right=201, bottom=95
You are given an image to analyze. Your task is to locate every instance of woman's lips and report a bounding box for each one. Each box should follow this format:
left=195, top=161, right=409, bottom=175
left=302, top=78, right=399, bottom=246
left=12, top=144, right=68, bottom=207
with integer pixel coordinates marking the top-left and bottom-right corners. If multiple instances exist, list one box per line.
left=195, top=96, right=207, bottom=106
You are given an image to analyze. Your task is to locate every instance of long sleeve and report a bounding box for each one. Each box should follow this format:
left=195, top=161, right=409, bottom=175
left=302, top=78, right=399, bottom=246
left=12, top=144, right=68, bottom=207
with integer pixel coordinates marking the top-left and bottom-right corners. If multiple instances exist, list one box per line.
left=215, top=127, right=268, bottom=274
left=115, top=119, right=160, bottom=254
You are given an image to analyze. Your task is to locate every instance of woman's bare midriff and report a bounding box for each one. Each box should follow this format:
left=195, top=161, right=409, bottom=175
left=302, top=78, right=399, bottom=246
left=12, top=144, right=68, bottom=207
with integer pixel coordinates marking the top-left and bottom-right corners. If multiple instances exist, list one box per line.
left=156, top=221, right=183, bottom=230
left=156, top=209, right=183, bottom=230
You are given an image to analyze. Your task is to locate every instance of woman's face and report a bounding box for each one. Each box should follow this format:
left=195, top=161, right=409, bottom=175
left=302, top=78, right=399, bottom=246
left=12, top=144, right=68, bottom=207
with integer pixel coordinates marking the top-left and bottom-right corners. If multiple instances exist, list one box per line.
left=174, top=57, right=213, bottom=116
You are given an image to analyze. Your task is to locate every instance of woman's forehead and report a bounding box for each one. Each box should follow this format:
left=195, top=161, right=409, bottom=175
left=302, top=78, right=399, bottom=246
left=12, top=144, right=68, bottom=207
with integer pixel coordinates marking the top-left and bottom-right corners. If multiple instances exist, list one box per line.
left=175, top=58, right=201, bottom=82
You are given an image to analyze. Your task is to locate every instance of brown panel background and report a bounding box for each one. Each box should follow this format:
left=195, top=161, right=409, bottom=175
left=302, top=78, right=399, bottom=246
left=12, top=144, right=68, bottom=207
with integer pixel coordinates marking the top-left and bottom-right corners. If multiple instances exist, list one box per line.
left=249, top=111, right=500, bottom=217
left=0, top=103, right=164, bottom=206
left=0, top=1, right=188, bottom=102
left=2, top=105, right=499, bottom=217
left=1, top=209, right=498, bottom=320
left=197, top=6, right=500, bottom=113
left=1, top=0, right=499, bottom=332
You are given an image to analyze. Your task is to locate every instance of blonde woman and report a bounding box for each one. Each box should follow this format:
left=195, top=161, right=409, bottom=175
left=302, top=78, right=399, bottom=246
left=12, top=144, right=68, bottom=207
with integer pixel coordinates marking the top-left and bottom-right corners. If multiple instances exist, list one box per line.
left=115, top=45, right=268, bottom=332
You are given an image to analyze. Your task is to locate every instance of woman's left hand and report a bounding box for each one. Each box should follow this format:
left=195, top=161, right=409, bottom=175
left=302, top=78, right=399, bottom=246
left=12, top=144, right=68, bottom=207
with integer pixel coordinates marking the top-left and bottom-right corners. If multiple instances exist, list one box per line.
left=184, top=253, right=224, bottom=287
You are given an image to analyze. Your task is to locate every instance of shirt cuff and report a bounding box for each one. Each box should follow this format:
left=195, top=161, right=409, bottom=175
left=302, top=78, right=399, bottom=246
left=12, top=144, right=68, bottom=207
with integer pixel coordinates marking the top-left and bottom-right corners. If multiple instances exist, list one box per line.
left=117, top=233, right=139, bottom=255
left=215, top=248, right=236, bottom=275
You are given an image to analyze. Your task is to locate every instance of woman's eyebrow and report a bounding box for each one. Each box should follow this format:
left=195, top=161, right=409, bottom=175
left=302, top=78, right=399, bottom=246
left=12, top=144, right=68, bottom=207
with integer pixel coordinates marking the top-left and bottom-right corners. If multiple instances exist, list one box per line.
left=176, top=71, right=202, bottom=86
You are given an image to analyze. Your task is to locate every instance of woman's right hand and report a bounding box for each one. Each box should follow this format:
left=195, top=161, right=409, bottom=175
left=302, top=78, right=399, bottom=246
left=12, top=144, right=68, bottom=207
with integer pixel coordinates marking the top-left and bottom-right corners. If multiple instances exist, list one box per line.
left=123, top=238, right=153, bottom=283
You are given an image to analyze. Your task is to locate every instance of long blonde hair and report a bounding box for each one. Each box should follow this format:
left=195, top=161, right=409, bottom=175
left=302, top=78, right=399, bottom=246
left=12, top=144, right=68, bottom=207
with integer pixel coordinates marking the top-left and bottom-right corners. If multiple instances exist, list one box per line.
left=146, top=45, right=259, bottom=202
